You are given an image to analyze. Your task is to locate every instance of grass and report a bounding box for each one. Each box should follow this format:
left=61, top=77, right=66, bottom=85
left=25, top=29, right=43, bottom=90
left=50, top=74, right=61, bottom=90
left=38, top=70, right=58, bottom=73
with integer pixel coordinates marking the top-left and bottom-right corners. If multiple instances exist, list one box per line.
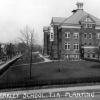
left=0, top=60, right=100, bottom=89
left=13, top=53, right=44, bottom=65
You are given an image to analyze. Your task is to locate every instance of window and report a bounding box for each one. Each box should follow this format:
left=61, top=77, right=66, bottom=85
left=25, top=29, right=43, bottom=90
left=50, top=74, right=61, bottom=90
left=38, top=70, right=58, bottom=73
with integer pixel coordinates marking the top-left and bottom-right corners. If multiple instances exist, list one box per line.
left=89, top=43, right=92, bottom=45
left=93, top=54, right=95, bottom=58
left=73, top=33, right=79, bottom=39
left=97, top=33, right=100, bottom=39
left=84, top=24, right=92, bottom=28
left=85, top=17, right=92, bottom=22
left=84, top=43, right=87, bottom=45
left=65, top=54, right=69, bottom=58
left=64, top=43, right=70, bottom=50
left=89, top=33, right=92, bottom=39
left=89, top=24, right=92, bottom=28
left=84, top=17, right=93, bottom=28
left=51, top=33, right=54, bottom=39
left=74, top=43, right=79, bottom=50
left=65, top=32, right=70, bottom=38
left=50, top=27, right=54, bottom=41
left=87, top=54, right=90, bottom=58
left=50, top=32, right=54, bottom=41
left=85, top=17, right=93, bottom=22
left=87, top=24, right=92, bottom=28
left=84, top=24, right=87, bottom=28
left=74, top=54, right=79, bottom=59
left=84, top=33, right=87, bottom=39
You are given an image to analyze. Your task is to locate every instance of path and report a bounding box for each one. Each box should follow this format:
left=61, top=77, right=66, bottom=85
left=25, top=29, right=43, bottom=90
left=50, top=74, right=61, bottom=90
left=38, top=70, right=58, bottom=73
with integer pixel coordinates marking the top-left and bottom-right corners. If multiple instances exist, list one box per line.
left=0, top=55, right=21, bottom=69
left=38, top=53, right=51, bottom=62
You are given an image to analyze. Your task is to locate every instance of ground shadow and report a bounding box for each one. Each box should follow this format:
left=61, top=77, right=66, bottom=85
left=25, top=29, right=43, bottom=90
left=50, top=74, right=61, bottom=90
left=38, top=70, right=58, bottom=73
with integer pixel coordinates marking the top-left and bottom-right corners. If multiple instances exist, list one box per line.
left=90, top=65, right=100, bottom=69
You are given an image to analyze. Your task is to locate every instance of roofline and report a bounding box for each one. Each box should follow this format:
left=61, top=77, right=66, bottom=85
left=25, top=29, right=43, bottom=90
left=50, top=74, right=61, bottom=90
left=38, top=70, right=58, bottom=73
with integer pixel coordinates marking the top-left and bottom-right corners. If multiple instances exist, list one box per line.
left=51, top=17, right=66, bottom=26
left=59, top=15, right=73, bottom=26
left=60, top=25, right=80, bottom=29
left=50, top=22, right=60, bottom=25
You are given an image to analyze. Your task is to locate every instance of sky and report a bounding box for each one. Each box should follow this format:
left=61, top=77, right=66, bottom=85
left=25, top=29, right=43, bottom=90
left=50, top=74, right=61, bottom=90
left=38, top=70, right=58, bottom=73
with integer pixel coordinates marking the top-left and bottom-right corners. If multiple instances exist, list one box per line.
left=0, top=0, right=100, bottom=45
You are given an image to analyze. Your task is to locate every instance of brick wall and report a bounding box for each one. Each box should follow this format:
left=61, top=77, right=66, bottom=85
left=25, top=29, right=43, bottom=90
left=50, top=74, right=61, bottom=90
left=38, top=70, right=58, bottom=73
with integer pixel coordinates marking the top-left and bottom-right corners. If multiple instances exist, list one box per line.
left=81, top=27, right=96, bottom=46
left=51, top=25, right=59, bottom=59
left=43, top=31, right=48, bottom=55
left=95, top=29, right=100, bottom=46
left=60, top=28, right=80, bottom=59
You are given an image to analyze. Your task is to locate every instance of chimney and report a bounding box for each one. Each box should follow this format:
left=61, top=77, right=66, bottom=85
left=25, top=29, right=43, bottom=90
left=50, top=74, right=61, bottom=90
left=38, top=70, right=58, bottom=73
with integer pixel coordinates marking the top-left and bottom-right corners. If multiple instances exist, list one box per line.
left=76, top=2, right=83, bottom=10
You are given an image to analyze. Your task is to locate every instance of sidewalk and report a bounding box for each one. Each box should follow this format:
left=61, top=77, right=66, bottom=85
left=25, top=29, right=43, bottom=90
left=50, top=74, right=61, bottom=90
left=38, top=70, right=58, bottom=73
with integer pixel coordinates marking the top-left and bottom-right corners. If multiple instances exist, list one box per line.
left=0, top=55, right=21, bottom=70
left=0, top=61, right=4, bottom=65
left=38, top=53, right=51, bottom=62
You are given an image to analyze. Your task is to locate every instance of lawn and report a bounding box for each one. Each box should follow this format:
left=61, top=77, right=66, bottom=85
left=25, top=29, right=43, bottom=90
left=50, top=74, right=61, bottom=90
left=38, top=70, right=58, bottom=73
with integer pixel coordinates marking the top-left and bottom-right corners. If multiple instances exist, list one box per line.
left=13, top=52, right=44, bottom=65
left=0, top=60, right=100, bottom=88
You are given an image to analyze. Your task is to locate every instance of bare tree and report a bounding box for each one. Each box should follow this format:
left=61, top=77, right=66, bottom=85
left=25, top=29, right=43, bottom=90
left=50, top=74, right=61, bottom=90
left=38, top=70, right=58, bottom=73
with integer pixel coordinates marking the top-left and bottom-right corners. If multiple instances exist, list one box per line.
left=19, top=25, right=35, bottom=79
left=19, top=25, right=35, bottom=50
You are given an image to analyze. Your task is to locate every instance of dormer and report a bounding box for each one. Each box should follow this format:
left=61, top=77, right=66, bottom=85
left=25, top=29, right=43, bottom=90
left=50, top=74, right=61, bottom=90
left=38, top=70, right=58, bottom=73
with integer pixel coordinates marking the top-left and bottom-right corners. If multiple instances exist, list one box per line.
left=79, top=15, right=96, bottom=28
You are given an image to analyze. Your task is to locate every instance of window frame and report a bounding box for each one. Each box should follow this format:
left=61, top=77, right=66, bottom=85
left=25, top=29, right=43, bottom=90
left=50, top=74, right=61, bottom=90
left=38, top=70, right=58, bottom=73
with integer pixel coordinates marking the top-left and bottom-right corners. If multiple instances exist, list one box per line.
left=84, top=24, right=87, bottom=28
left=84, top=33, right=87, bottom=39
left=50, top=32, right=54, bottom=41
left=84, top=23, right=92, bottom=28
left=87, top=24, right=92, bottom=28
left=65, top=54, right=69, bottom=58
left=74, top=43, right=79, bottom=50
left=84, top=43, right=87, bottom=45
left=65, top=32, right=70, bottom=38
left=89, top=43, right=92, bottom=45
left=64, top=42, right=70, bottom=50
left=74, top=54, right=79, bottom=58
left=73, top=32, right=79, bottom=39
left=97, top=33, right=100, bottom=39
left=89, top=33, right=92, bottom=39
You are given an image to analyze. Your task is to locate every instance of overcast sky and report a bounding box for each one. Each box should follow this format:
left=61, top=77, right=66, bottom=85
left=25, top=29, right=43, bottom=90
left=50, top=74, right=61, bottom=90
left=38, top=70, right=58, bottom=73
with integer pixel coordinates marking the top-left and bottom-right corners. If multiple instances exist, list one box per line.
left=0, top=0, right=100, bottom=45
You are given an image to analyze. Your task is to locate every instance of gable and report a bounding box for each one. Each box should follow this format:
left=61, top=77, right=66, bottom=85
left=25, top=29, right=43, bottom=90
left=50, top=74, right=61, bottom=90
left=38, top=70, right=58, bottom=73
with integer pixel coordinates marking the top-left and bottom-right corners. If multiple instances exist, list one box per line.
left=51, top=17, right=66, bottom=25
left=80, top=15, right=95, bottom=23
left=60, top=10, right=100, bottom=26
left=84, top=17, right=94, bottom=22
left=60, top=10, right=87, bottom=26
